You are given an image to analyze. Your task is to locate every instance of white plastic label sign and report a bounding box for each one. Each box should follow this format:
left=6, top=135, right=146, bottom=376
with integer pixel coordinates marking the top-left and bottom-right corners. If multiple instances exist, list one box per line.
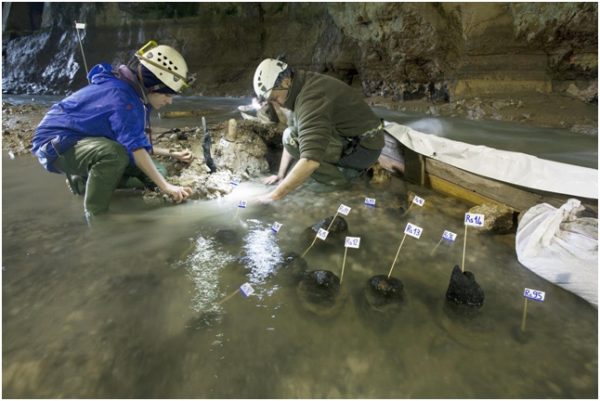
left=271, top=222, right=282, bottom=233
left=240, top=283, right=254, bottom=297
left=344, top=236, right=361, bottom=249
left=412, top=195, right=425, bottom=206
left=364, top=197, right=376, bottom=207
left=442, top=230, right=457, bottom=242
left=238, top=200, right=247, bottom=208
left=404, top=223, right=423, bottom=239
left=220, top=138, right=229, bottom=147
left=75, top=22, right=86, bottom=29
left=316, top=228, right=329, bottom=241
left=230, top=179, right=240, bottom=186
left=523, top=288, right=546, bottom=302
left=465, top=213, right=485, bottom=227
left=337, top=204, right=351, bottom=216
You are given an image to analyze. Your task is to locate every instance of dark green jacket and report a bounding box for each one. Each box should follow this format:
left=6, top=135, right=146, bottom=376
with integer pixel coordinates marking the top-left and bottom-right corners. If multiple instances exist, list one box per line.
left=283, top=70, right=384, bottom=163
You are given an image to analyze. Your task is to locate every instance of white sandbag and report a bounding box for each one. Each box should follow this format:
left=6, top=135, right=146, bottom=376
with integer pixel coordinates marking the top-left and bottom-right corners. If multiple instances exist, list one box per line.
left=515, top=199, right=598, bottom=307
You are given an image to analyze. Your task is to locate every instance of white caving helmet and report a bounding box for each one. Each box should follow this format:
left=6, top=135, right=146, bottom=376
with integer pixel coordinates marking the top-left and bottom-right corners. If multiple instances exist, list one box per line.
left=253, top=58, right=288, bottom=100
left=135, top=40, right=189, bottom=93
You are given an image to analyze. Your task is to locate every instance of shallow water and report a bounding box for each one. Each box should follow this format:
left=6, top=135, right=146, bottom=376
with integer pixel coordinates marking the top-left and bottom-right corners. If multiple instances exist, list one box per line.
left=2, top=152, right=597, bottom=398
left=2, top=95, right=598, bottom=397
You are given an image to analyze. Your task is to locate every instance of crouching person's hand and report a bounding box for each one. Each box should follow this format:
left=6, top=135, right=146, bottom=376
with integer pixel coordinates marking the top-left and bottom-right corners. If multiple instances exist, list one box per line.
left=162, top=183, right=193, bottom=203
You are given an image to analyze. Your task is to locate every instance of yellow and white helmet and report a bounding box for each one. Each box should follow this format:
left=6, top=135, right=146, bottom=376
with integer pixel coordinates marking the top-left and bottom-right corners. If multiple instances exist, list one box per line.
left=135, top=40, right=189, bottom=93
left=253, top=58, right=288, bottom=100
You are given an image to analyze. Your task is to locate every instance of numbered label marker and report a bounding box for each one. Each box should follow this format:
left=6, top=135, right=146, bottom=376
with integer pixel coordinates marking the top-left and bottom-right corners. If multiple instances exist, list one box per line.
left=412, top=195, right=425, bottom=207
left=316, top=228, right=329, bottom=241
left=230, top=179, right=240, bottom=187
left=442, top=230, right=457, bottom=242
left=465, top=213, right=485, bottom=227
left=344, top=236, right=361, bottom=249
left=75, top=22, right=86, bottom=29
left=219, top=138, right=229, bottom=147
left=404, top=222, right=423, bottom=239
left=523, top=288, right=546, bottom=302
left=364, top=197, right=376, bottom=207
left=240, top=283, right=255, bottom=297
left=271, top=222, right=283, bottom=233
left=337, top=204, right=352, bottom=216
left=238, top=200, right=247, bottom=209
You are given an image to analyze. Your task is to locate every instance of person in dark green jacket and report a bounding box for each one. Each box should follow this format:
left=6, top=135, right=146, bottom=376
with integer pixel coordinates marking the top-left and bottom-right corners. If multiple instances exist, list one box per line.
left=253, top=58, right=385, bottom=202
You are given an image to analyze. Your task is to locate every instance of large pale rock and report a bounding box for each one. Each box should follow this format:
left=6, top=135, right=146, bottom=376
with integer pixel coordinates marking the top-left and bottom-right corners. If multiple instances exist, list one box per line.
left=468, top=203, right=514, bottom=233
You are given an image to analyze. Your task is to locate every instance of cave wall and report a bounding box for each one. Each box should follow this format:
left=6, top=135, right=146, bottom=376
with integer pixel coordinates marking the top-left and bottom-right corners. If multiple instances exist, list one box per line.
left=2, top=2, right=597, bottom=102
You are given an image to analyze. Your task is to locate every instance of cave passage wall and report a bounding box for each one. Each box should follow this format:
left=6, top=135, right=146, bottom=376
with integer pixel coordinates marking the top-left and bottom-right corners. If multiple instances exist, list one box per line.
left=2, top=2, right=597, bottom=103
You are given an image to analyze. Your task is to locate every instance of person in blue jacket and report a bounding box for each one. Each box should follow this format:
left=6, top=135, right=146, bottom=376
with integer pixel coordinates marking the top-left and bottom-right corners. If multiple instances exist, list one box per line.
left=31, top=41, right=194, bottom=218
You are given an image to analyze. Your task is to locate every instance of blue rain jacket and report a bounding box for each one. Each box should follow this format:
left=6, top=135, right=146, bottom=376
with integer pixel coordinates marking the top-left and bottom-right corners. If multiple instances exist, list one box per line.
left=31, top=63, right=152, bottom=173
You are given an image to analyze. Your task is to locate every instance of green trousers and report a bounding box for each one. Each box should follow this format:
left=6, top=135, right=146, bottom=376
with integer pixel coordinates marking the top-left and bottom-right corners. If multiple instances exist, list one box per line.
left=52, top=137, right=166, bottom=216
left=282, top=127, right=382, bottom=186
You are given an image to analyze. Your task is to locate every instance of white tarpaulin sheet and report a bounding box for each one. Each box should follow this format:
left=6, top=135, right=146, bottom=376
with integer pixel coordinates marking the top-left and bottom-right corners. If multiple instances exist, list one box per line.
left=516, top=199, right=598, bottom=307
left=384, top=122, right=598, bottom=199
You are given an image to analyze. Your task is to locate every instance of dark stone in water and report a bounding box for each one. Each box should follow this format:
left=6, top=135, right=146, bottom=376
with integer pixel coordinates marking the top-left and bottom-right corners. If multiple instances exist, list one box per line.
left=310, top=215, right=348, bottom=234
left=298, top=270, right=340, bottom=306
left=214, top=229, right=240, bottom=245
left=445, top=265, right=484, bottom=308
left=364, top=275, right=404, bottom=310
left=296, top=270, right=345, bottom=318
left=356, top=275, right=405, bottom=331
left=302, top=215, right=349, bottom=250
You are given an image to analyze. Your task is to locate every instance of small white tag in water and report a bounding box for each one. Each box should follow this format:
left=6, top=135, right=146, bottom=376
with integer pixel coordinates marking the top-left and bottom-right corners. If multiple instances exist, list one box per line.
left=316, top=228, right=329, bottom=241
left=345, top=236, right=361, bottom=248
left=442, top=230, right=457, bottom=242
left=75, top=22, right=86, bottom=29
left=364, top=197, right=376, bottom=207
left=230, top=179, right=240, bottom=186
left=271, top=222, right=282, bottom=233
left=404, top=222, right=423, bottom=239
left=238, top=200, right=247, bottom=208
left=337, top=204, right=351, bottom=216
left=412, top=195, right=425, bottom=206
left=523, top=288, right=545, bottom=302
left=240, top=283, right=254, bottom=297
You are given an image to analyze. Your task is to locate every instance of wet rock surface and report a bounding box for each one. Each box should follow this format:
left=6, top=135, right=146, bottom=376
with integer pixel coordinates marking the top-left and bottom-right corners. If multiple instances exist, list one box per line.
left=468, top=203, right=515, bottom=234
left=445, top=265, right=485, bottom=308
left=296, top=269, right=345, bottom=317
left=302, top=215, right=349, bottom=249
left=363, top=275, right=404, bottom=312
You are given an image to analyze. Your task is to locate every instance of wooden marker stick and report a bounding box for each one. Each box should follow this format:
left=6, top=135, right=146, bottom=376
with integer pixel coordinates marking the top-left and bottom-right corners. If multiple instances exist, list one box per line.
left=340, top=246, right=349, bottom=284
left=430, top=238, right=443, bottom=256
left=218, top=289, right=240, bottom=305
left=520, top=297, right=529, bottom=332
left=302, top=212, right=339, bottom=258
left=461, top=225, right=468, bottom=272
left=387, top=233, right=407, bottom=278
left=324, top=212, right=339, bottom=232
